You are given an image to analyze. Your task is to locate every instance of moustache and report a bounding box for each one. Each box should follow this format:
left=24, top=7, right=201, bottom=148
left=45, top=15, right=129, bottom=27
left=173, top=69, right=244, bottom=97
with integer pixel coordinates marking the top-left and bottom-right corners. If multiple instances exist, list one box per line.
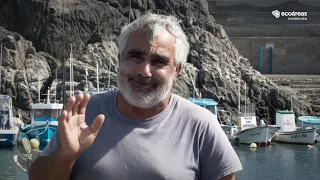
left=129, top=74, right=157, bottom=85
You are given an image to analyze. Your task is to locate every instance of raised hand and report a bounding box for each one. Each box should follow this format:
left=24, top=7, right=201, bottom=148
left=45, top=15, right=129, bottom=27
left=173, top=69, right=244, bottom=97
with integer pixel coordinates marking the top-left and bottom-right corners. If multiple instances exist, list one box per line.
left=57, top=93, right=105, bottom=161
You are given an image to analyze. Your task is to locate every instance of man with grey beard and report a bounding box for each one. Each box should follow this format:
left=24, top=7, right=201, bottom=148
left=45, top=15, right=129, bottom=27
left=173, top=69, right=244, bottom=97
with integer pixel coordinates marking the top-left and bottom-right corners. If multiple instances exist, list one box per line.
left=29, top=13, right=242, bottom=180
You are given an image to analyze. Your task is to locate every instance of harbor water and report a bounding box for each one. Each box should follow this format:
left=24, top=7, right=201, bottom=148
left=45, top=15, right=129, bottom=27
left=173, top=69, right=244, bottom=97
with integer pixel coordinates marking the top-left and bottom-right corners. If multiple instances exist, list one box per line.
left=0, top=143, right=319, bottom=180
left=234, top=143, right=319, bottom=180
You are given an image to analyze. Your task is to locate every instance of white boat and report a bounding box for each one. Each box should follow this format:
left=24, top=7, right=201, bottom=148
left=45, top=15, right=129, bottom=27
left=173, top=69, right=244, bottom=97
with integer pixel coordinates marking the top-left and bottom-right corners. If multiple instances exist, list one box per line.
left=228, top=82, right=280, bottom=146
left=0, top=95, right=24, bottom=146
left=272, top=110, right=317, bottom=145
left=273, top=128, right=317, bottom=145
left=233, top=114, right=280, bottom=146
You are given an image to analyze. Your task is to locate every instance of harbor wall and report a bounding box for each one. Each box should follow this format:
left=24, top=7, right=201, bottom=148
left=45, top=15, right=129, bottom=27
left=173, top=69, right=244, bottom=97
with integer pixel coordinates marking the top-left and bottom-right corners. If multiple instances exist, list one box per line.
left=208, top=0, right=320, bottom=74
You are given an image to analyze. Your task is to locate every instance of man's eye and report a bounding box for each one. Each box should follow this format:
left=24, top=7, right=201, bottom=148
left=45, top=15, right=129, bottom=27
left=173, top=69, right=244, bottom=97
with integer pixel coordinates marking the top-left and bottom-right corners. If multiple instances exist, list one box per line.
left=130, top=55, right=141, bottom=59
left=127, top=55, right=144, bottom=64
left=153, top=59, right=167, bottom=66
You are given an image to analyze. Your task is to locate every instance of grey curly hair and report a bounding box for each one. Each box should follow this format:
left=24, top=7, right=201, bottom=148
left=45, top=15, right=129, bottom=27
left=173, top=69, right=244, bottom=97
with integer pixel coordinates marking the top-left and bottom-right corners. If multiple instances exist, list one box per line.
left=118, top=13, right=190, bottom=65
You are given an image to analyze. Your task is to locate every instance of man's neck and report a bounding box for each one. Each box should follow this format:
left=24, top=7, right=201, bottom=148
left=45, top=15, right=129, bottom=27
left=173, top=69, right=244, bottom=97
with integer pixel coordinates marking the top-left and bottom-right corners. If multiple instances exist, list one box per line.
left=116, top=92, right=172, bottom=120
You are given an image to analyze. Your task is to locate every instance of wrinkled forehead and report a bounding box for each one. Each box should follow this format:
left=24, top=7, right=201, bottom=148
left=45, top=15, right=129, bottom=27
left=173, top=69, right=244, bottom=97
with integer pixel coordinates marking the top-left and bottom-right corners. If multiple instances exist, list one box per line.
left=131, top=24, right=174, bottom=42
left=127, top=27, right=176, bottom=47
left=122, top=28, right=176, bottom=62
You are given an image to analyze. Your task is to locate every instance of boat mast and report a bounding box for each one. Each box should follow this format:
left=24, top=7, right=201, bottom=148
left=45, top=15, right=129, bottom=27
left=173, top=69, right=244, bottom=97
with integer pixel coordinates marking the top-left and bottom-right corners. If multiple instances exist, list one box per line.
left=192, top=69, right=196, bottom=99
left=96, top=63, right=99, bottom=93
left=0, top=41, right=2, bottom=94
left=244, top=82, right=247, bottom=114
left=46, top=89, right=50, bottom=104
left=144, top=0, right=147, bottom=10
left=55, top=69, right=57, bottom=102
left=238, top=77, right=241, bottom=114
left=38, top=78, right=41, bottom=102
left=85, top=68, right=88, bottom=91
left=62, top=0, right=67, bottom=106
left=108, top=57, right=111, bottom=90
left=290, top=82, right=292, bottom=111
left=69, top=44, right=74, bottom=97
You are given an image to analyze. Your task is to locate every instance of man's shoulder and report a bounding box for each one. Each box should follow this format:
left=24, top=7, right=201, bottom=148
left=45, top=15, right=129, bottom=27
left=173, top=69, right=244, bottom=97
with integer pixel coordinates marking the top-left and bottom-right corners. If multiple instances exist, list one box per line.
left=85, top=90, right=116, bottom=119
left=173, top=94, right=217, bottom=123
left=89, top=90, right=116, bottom=104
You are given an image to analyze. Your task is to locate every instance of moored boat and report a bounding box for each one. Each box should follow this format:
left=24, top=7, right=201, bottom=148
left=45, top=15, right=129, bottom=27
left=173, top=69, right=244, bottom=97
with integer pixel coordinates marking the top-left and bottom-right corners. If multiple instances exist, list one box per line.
left=297, top=116, right=320, bottom=128
left=0, top=95, right=24, bottom=146
left=19, top=90, right=63, bottom=146
left=233, top=112, right=280, bottom=146
left=272, top=110, right=317, bottom=145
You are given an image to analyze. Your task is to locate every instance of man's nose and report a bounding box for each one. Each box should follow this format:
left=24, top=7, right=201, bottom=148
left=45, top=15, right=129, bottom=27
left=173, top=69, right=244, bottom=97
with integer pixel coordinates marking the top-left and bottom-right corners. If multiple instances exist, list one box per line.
left=138, top=62, right=152, bottom=77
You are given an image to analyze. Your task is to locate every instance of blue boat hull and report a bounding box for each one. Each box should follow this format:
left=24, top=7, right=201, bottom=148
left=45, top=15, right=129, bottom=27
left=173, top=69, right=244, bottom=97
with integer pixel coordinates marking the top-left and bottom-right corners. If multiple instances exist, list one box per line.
left=0, top=133, right=18, bottom=146
left=21, top=124, right=57, bottom=146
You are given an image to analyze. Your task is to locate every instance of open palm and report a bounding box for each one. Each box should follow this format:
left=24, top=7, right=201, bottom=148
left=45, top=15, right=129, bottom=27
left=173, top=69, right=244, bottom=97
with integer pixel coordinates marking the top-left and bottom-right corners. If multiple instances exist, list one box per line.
left=58, top=94, right=105, bottom=160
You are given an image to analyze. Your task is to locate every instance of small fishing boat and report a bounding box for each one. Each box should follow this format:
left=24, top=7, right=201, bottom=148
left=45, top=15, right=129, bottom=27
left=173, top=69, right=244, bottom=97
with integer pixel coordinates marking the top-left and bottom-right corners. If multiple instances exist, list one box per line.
left=233, top=108, right=280, bottom=146
left=0, top=95, right=24, bottom=146
left=19, top=89, right=63, bottom=146
left=228, top=82, right=281, bottom=146
left=272, top=110, right=317, bottom=145
left=297, top=116, right=320, bottom=128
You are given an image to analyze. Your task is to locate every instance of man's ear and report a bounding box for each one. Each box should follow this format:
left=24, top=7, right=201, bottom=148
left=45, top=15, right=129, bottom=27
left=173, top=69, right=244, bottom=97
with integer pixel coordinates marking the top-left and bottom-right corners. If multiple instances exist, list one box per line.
left=175, top=63, right=182, bottom=78
left=117, top=54, right=120, bottom=62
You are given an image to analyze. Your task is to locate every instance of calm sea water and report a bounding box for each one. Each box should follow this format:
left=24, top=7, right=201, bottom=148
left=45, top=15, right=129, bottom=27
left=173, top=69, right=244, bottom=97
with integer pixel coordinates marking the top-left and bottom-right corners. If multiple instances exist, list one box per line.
left=0, top=146, right=20, bottom=180
left=0, top=143, right=319, bottom=180
left=234, top=143, right=320, bottom=180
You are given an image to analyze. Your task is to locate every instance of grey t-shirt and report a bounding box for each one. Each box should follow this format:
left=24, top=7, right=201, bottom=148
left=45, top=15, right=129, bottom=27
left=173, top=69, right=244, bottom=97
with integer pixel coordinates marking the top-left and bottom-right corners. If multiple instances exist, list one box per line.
left=41, top=90, right=242, bottom=180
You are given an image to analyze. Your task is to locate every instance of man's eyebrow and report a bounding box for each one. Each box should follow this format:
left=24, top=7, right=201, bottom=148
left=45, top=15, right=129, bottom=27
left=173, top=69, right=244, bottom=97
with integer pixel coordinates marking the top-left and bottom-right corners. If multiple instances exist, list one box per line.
left=127, top=49, right=147, bottom=55
left=126, top=49, right=170, bottom=63
left=151, top=54, right=170, bottom=63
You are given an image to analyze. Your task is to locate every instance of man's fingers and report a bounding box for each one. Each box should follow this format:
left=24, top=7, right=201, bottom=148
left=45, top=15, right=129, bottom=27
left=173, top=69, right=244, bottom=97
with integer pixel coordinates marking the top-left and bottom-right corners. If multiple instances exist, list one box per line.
left=89, top=114, right=105, bottom=135
left=58, top=110, right=68, bottom=130
left=78, top=94, right=90, bottom=115
left=65, top=96, right=76, bottom=112
left=65, top=96, right=76, bottom=121
left=72, top=94, right=84, bottom=115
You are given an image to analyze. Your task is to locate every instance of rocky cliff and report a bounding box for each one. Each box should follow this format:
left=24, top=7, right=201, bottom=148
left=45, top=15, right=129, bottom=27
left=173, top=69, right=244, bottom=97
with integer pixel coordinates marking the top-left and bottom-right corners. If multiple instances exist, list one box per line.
left=0, top=0, right=314, bottom=123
